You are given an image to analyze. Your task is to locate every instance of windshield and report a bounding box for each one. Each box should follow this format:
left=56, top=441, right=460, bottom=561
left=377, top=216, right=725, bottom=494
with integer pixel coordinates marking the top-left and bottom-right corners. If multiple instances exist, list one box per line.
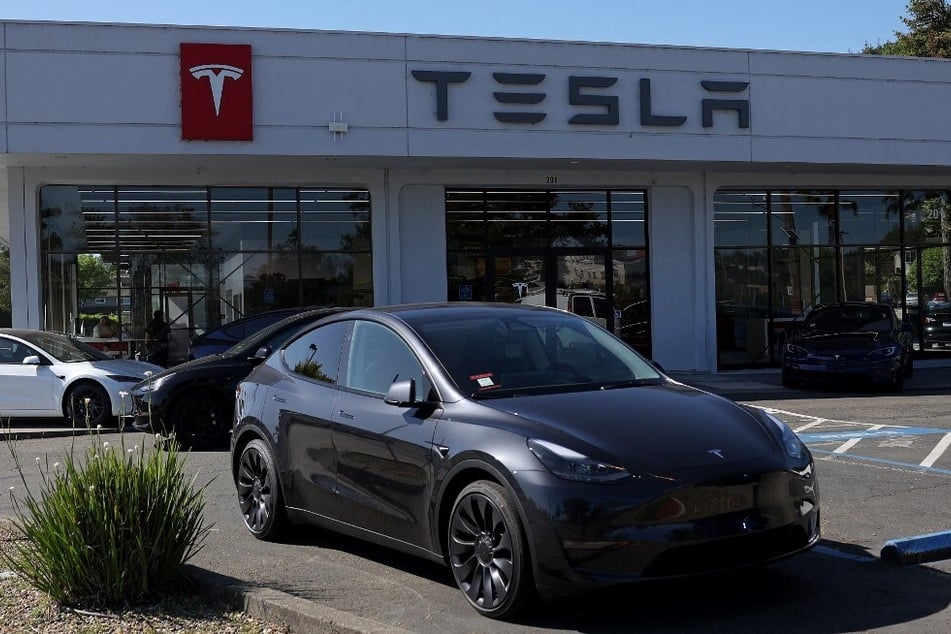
left=406, top=310, right=663, bottom=396
left=804, top=306, right=893, bottom=333
left=18, top=331, right=108, bottom=362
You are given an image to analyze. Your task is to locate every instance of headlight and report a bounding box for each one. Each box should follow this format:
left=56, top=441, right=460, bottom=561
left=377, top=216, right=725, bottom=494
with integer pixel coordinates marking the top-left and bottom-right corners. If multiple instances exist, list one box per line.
left=527, top=438, right=631, bottom=483
left=867, top=345, right=898, bottom=359
left=106, top=374, right=144, bottom=384
left=784, top=343, right=808, bottom=356
left=763, top=412, right=803, bottom=459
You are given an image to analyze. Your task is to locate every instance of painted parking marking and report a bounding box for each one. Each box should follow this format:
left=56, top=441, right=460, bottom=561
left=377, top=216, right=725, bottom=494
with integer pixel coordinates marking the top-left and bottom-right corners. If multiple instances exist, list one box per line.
left=796, top=427, right=949, bottom=443
left=921, top=432, right=951, bottom=468
left=833, top=425, right=884, bottom=454
left=751, top=405, right=951, bottom=474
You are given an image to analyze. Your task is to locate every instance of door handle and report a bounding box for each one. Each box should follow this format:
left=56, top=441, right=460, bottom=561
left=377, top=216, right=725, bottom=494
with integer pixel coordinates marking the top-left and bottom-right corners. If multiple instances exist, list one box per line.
left=272, top=395, right=286, bottom=403
left=338, top=410, right=355, bottom=420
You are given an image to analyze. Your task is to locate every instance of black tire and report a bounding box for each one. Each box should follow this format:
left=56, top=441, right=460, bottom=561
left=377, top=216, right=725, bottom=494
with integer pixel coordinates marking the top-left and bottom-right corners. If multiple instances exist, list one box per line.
left=448, top=481, right=532, bottom=620
left=167, top=392, right=230, bottom=451
left=236, top=438, right=288, bottom=541
left=65, top=382, right=112, bottom=428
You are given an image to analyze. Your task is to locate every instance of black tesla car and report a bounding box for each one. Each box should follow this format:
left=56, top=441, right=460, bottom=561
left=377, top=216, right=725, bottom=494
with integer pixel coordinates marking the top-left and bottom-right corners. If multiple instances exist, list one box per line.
left=781, top=302, right=914, bottom=391
left=231, top=303, right=819, bottom=619
left=130, top=307, right=346, bottom=449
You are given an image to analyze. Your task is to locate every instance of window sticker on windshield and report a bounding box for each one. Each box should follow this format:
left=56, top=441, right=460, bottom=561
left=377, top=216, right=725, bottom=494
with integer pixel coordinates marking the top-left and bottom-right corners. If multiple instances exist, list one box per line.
left=470, top=372, right=498, bottom=389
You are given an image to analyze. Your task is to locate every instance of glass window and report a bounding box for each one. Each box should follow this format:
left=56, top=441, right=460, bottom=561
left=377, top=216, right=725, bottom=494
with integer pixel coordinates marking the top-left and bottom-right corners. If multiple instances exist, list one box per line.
left=486, top=191, right=550, bottom=248
left=447, top=254, right=487, bottom=302
left=344, top=320, right=431, bottom=397
left=769, top=191, right=836, bottom=246
left=210, top=187, right=297, bottom=251
left=282, top=321, right=348, bottom=383
left=905, top=191, right=951, bottom=246
left=446, top=190, right=486, bottom=250
left=41, top=185, right=373, bottom=356
left=838, top=191, right=901, bottom=246
left=299, top=188, right=371, bottom=251
left=550, top=191, right=608, bottom=247
left=714, top=190, right=767, bottom=248
left=610, top=191, right=647, bottom=248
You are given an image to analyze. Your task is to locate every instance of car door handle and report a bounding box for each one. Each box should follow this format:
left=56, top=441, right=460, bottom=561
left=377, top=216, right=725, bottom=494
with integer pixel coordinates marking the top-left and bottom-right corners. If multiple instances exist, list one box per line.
left=338, top=410, right=355, bottom=420
left=272, top=395, right=286, bottom=403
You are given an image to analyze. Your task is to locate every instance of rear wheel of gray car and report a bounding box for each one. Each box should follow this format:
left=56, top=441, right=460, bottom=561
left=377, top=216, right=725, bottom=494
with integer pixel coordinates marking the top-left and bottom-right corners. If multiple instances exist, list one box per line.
left=236, top=438, right=288, bottom=541
left=167, top=392, right=230, bottom=450
left=448, top=481, right=532, bottom=620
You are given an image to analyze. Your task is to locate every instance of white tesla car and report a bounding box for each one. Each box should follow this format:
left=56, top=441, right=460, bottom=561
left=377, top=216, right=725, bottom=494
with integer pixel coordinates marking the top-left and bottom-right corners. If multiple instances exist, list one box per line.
left=0, top=329, right=163, bottom=427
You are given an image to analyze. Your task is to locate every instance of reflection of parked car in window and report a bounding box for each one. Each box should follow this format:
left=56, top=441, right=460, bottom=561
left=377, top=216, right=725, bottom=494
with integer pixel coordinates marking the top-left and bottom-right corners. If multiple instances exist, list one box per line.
left=923, top=300, right=951, bottom=349
left=782, top=302, right=913, bottom=391
left=519, top=290, right=610, bottom=328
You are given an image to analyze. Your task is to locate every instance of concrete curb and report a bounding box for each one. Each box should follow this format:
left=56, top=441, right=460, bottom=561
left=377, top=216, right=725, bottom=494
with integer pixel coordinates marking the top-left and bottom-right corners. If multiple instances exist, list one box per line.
left=880, top=530, right=951, bottom=566
left=186, top=566, right=414, bottom=634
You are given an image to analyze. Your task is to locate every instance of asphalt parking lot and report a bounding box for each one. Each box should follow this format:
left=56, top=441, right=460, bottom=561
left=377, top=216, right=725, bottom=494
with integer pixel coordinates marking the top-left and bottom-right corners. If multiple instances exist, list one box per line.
left=0, top=372, right=949, bottom=633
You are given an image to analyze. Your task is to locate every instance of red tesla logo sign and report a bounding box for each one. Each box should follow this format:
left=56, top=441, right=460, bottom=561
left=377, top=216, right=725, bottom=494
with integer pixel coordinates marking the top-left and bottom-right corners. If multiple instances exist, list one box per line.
left=180, top=43, right=253, bottom=140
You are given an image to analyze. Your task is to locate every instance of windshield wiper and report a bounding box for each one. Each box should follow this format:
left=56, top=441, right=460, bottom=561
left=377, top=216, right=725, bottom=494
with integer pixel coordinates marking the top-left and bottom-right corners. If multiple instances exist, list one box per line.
left=600, top=378, right=663, bottom=390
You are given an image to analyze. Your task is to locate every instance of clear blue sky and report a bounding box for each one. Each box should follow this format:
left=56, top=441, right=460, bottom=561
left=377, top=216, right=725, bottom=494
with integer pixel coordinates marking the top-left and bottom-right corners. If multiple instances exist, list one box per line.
left=1, top=1, right=910, bottom=54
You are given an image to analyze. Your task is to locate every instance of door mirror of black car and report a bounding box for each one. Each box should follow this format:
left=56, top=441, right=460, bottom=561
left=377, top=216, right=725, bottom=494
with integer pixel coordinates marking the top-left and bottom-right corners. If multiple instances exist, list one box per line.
left=253, top=346, right=272, bottom=360
left=651, top=360, right=665, bottom=373
left=384, top=379, right=423, bottom=407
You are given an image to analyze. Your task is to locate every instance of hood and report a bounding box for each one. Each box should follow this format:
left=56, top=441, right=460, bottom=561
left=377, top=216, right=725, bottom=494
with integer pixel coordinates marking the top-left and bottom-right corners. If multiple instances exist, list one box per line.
left=792, top=330, right=895, bottom=353
left=91, top=358, right=164, bottom=377
left=477, top=382, right=777, bottom=472
left=137, top=353, right=227, bottom=382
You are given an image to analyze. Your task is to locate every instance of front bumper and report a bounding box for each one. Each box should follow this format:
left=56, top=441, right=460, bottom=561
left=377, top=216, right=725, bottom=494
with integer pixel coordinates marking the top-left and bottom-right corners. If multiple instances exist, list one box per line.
left=783, top=355, right=899, bottom=384
left=511, top=456, right=819, bottom=599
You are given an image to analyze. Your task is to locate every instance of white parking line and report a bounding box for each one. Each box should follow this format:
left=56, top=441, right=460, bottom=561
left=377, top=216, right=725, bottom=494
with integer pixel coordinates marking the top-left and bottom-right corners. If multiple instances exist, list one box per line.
left=833, top=425, right=884, bottom=454
left=921, top=432, right=951, bottom=468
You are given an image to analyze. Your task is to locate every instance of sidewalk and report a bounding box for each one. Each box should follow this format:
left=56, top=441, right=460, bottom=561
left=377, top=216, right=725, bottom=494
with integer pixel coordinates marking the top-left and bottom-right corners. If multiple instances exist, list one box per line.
left=668, top=360, right=951, bottom=401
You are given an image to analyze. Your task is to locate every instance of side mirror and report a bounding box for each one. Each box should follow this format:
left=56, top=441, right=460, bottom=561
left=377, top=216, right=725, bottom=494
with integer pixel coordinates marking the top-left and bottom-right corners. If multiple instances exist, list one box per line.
left=253, top=346, right=272, bottom=360
left=22, top=355, right=42, bottom=365
left=384, top=379, right=421, bottom=407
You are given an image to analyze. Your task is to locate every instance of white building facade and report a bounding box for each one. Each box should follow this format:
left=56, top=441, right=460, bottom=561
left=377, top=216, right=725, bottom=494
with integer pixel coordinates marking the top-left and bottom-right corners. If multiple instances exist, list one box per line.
left=2, top=20, right=950, bottom=372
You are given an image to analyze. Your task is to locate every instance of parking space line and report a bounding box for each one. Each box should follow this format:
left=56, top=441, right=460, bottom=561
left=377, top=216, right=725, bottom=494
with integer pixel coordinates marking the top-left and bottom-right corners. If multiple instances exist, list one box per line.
left=834, top=425, right=883, bottom=454
left=921, top=432, right=951, bottom=468
left=813, top=449, right=951, bottom=476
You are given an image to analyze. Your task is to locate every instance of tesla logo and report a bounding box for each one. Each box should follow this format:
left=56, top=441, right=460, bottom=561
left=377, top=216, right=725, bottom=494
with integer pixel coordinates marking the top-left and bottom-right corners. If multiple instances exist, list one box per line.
left=188, top=64, right=245, bottom=116
left=180, top=43, right=253, bottom=140
left=707, top=449, right=725, bottom=459
left=512, top=282, right=529, bottom=298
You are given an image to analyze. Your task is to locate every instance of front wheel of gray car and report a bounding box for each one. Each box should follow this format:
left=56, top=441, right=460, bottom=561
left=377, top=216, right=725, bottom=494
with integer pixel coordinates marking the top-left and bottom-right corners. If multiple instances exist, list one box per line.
left=448, top=481, right=532, bottom=620
left=236, top=438, right=288, bottom=541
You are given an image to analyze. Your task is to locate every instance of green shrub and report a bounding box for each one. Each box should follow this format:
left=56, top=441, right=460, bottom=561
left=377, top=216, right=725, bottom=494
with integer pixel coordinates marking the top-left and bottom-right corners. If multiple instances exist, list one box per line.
left=1, top=431, right=212, bottom=609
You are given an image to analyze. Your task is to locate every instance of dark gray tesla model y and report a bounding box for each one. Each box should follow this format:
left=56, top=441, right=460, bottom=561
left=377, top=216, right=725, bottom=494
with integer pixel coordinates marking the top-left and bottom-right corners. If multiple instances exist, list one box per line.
left=231, top=303, right=819, bottom=619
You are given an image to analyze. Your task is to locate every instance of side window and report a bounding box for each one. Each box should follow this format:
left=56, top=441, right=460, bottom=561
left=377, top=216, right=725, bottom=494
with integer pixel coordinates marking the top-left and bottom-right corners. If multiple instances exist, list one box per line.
left=0, top=339, right=31, bottom=364
left=281, top=321, right=348, bottom=383
left=345, top=321, right=432, bottom=397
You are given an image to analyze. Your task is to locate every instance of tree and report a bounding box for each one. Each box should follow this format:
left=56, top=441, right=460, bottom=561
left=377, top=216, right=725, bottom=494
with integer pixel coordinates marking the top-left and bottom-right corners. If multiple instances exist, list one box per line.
left=863, top=0, right=951, bottom=56
left=77, top=254, right=116, bottom=306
